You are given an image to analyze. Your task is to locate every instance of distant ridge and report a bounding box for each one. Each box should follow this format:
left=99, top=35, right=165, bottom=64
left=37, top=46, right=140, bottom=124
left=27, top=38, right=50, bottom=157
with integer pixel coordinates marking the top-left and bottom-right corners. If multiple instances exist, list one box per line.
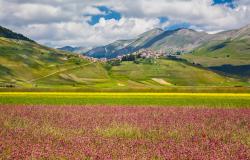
left=85, top=27, right=210, bottom=58
left=84, top=24, right=250, bottom=59
left=0, top=26, right=34, bottom=42
left=57, top=46, right=93, bottom=54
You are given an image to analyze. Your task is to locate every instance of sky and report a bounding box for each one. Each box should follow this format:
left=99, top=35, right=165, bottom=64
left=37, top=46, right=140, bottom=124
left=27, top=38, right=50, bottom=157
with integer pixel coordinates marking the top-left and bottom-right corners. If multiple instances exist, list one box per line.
left=0, top=0, right=250, bottom=48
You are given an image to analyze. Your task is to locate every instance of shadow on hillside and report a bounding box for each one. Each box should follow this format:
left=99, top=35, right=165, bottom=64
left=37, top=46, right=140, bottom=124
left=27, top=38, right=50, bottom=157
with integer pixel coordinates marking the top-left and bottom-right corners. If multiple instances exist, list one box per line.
left=0, top=65, right=13, bottom=76
left=209, top=64, right=250, bottom=78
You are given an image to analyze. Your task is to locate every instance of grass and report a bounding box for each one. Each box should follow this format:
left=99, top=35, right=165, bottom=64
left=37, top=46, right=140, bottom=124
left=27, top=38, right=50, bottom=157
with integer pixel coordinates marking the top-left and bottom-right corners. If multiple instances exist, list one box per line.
left=3, top=117, right=30, bottom=129
left=182, top=39, right=250, bottom=67
left=97, top=123, right=142, bottom=139
left=109, top=59, right=246, bottom=87
left=0, top=92, right=249, bottom=107
left=0, top=37, right=92, bottom=87
left=32, top=59, right=247, bottom=89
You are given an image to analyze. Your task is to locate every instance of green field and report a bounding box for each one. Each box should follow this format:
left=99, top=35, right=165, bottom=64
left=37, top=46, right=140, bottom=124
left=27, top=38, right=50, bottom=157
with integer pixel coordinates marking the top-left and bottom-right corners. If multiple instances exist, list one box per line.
left=0, top=92, right=249, bottom=107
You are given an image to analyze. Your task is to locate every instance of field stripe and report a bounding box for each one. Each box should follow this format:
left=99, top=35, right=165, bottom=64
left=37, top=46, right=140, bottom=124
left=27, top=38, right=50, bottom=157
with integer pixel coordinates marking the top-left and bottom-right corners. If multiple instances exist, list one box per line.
left=0, top=92, right=250, bottom=97
left=28, top=62, right=94, bottom=83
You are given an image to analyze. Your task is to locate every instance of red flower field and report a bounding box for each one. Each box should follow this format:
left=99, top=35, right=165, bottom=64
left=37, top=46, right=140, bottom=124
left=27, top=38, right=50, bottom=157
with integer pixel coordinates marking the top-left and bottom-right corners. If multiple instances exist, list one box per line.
left=0, top=105, right=249, bottom=159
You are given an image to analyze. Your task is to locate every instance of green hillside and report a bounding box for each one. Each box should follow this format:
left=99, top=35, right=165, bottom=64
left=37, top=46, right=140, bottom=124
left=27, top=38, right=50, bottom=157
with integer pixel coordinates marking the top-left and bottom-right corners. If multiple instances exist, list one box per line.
left=31, top=58, right=248, bottom=90
left=182, top=38, right=250, bottom=66
left=0, top=36, right=248, bottom=89
left=109, top=59, right=246, bottom=86
left=182, top=37, right=250, bottom=78
left=0, top=37, right=92, bottom=87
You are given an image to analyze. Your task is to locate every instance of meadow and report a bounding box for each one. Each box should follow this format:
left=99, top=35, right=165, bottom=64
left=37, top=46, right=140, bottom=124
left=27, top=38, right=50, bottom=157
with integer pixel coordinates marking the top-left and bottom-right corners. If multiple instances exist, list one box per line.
left=0, top=92, right=249, bottom=159
left=0, top=105, right=249, bottom=159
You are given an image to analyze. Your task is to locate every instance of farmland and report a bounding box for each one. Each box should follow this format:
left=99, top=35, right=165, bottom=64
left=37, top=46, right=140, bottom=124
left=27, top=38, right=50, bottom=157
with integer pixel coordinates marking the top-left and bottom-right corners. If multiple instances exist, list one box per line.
left=0, top=92, right=249, bottom=159
left=0, top=105, right=249, bottom=159
left=0, top=92, right=250, bottom=107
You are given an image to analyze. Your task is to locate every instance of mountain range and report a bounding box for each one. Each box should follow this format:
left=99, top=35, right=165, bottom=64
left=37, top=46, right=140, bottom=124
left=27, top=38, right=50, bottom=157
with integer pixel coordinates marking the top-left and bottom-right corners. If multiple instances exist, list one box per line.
left=57, top=46, right=92, bottom=54
left=0, top=25, right=249, bottom=90
left=73, top=25, right=249, bottom=60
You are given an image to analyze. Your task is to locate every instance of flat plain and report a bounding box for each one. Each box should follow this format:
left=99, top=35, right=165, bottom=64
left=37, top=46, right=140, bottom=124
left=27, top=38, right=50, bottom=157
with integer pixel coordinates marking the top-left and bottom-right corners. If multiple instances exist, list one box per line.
left=0, top=92, right=249, bottom=159
left=0, top=92, right=250, bottom=107
left=0, top=105, right=249, bottom=159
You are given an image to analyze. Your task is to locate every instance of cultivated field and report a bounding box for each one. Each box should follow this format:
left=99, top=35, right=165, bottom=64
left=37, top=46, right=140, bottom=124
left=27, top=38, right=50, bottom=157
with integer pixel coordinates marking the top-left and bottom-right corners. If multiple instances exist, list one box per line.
left=0, top=92, right=250, bottom=107
left=0, top=92, right=249, bottom=159
left=0, top=105, right=249, bottom=159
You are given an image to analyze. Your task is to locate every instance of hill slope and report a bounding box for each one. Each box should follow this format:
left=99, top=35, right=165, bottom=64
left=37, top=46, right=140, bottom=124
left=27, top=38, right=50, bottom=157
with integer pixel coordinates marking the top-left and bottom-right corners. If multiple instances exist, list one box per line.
left=182, top=25, right=250, bottom=78
left=33, top=58, right=247, bottom=89
left=0, top=36, right=95, bottom=87
left=108, top=59, right=246, bottom=87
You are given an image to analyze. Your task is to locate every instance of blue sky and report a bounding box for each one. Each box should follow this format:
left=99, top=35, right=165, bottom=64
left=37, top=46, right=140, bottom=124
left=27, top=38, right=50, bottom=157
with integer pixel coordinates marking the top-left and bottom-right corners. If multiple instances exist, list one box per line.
left=87, top=6, right=121, bottom=25
left=1, top=0, right=249, bottom=47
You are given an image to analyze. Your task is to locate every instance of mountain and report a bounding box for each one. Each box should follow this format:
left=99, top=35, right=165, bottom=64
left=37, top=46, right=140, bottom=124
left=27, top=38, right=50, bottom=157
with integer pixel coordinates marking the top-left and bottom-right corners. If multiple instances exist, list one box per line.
left=85, top=24, right=250, bottom=60
left=86, top=39, right=134, bottom=58
left=85, top=28, right=212, bottom=58
left=86, top=28, right=164, bottom=58
left=58, top=46, right=80, bottom=52
left=57, top=46, right=92, bottom=54
left=0, top=26, right=34, bottom=42
left=148, top=29, right=211, bottom=52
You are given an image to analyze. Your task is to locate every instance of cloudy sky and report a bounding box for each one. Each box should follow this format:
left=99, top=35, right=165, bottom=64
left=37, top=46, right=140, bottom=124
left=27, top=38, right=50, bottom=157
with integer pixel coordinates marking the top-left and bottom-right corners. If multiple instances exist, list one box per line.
left=0, top=0, right=250, bottom=48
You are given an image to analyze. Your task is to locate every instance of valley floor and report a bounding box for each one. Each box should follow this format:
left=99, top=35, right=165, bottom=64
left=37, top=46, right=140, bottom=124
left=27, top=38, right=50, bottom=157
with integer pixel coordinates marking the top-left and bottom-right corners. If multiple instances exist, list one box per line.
left=0, top=92, right=249, bottom=159
left=0, top=92, right=250, bottom=107
left=0, top=105, right=249, bottom=159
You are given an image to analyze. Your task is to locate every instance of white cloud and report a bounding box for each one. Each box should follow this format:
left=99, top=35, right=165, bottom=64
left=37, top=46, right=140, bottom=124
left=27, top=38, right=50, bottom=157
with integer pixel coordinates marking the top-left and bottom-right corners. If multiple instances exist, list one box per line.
left=109, top=0, right=250, bottom=31
left=15, top=17, right=160, bottom=47
left=83, top=6, right=106, bottom=15
left=0, top=0, right=250, bottom=47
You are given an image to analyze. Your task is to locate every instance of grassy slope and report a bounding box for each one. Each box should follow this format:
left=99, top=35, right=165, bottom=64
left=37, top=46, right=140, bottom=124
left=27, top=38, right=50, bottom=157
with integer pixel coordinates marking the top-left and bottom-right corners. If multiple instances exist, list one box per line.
left=35, top=58, right=248, bottom=90
left=182, top=38, right=250, bottom=79
left=108, top=59, right=246, bottom=87
left=182, top=38, right=250, bottom=67
left=35, top=62, right=110, bottom=88
left=0, top=37, right=96, bottom=87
